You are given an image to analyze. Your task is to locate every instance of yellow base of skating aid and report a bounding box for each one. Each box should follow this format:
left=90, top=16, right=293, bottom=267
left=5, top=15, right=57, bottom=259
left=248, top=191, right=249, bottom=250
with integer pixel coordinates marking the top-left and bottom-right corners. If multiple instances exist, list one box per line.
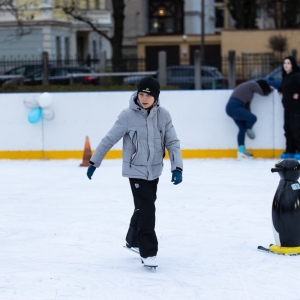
left=270, top=244, right=300, bottom=255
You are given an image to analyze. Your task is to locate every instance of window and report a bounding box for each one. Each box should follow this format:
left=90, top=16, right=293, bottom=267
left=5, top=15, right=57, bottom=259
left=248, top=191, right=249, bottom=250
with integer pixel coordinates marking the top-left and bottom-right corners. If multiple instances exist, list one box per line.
left=7, top=66, right=26, bottom=75
left=65, top=37, right=70, bottom=60
left=51, top=69, right=68, bottom=77
left=215, top=7, right=224, bottom=28
left=148, top=0, right=184, bottom=35
left=93, top=40, right=97, bottom=59
left=273, top=69, right=282, bottom=80
left=56, top=36, right=61, bottom=60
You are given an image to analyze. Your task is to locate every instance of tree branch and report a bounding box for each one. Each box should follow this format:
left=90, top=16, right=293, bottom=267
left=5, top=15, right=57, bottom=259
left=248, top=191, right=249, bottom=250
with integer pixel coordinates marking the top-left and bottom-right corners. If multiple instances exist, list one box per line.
left=62, top=2, right=112, bottom=44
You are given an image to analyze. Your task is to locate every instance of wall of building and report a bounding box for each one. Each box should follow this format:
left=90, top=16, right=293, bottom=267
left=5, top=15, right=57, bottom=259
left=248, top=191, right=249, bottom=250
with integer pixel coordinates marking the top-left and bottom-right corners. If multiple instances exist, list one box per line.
left=0, top=90, right=285, bottom=160
left=123, top=0, right=145, bottom=57
left=0, top=27, right=44, bottom=57
left=137, top=34, right=221, bottom=61
left=221, top=29, right=300, bottom=57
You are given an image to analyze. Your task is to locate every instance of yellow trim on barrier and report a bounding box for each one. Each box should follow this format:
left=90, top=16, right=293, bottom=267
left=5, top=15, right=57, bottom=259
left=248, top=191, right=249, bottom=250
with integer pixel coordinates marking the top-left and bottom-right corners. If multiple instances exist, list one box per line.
left=270, top=244, right=300, bottom=255
left=0, top=149, right=285, bottom=160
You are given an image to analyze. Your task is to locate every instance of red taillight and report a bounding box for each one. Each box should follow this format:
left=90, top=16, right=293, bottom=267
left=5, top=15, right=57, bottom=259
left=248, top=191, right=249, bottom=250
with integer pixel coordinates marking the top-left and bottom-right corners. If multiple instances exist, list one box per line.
left=84, top=76, right=95, bottom=82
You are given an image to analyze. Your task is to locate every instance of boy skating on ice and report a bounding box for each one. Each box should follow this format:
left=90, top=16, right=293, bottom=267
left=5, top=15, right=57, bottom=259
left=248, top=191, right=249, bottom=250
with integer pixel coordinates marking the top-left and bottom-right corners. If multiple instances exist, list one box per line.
left=86, top=77, right=183, bottom=268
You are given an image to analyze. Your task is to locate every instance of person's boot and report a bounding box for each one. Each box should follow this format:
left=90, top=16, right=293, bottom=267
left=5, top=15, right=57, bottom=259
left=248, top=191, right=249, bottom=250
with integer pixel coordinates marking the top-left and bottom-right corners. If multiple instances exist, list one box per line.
left=141, top=256, right=158, bottom=267
left=294, top=153, right=300, bottom=160
left=237, top=145, right=253, bottom=159
left=280, top=152, right=295, bottom=159
left=246, top=128, right=255, bottom=139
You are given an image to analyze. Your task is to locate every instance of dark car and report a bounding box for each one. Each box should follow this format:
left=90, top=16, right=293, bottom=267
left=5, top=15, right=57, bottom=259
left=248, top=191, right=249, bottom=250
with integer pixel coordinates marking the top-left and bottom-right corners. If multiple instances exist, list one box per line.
left=253, top=66, right=282, bottom=89
left=123, top=65, right=226, bottom=90
left=23, top=66, right=99, bottom=85
left=0, top=64, right=43, bottom=86
left=165, top=65, right=225, bottom=89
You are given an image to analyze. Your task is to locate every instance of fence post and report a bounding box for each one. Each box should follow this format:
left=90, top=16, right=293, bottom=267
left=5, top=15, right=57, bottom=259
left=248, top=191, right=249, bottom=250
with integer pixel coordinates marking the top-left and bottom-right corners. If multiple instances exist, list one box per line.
left=100, top=51, right=106, bottom=73
left=228, top=50, right=236, bottom=89
left=194, top=49, right=201, bottom=89
left=42, top=51, right=49, bottom=86
left=158, top=51, right=167, bottom=87
left=291, top=49, right=298, bottom=62
left=69, top=74, right=74, bottom=85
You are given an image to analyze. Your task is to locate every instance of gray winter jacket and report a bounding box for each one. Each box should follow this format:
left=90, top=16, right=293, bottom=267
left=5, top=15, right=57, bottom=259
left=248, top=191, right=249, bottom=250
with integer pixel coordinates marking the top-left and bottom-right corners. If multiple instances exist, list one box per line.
left=90, top=92, right=183, bottom=180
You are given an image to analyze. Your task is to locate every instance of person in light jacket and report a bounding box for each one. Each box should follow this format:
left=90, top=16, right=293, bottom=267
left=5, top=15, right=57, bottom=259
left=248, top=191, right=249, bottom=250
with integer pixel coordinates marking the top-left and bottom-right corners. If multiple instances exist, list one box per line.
left=86, top=77, right=183, bottom=268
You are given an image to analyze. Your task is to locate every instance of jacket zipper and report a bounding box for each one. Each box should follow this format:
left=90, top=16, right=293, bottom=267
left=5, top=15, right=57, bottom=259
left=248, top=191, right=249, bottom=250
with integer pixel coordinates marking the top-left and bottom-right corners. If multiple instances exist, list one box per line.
left=130, top=131, right=138, bottom=168
left=160, top=130, right=166, bottom=158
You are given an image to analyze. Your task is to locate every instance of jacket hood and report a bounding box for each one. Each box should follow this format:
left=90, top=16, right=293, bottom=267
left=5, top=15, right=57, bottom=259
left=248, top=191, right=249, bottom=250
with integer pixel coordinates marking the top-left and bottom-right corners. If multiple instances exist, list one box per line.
left=129, top=91, right=160, bottom=114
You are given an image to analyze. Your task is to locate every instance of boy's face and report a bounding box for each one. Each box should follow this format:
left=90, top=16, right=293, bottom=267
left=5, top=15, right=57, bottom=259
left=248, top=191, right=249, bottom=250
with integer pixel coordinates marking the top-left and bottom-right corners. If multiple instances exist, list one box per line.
left=138, top=92, right=155, bottom=109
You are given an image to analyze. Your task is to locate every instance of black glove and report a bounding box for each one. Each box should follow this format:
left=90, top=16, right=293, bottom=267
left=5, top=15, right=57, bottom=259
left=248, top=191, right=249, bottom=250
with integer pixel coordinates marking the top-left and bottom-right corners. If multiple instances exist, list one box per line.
left=87, top=165, right=96, bottom=180
left=171, top=170, right=182, bottom=185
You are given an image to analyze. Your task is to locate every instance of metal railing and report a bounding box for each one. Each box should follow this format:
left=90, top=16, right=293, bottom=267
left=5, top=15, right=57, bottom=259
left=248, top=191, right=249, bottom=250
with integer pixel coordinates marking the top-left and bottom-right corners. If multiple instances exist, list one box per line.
left=0, top=51, right=293, bottom=89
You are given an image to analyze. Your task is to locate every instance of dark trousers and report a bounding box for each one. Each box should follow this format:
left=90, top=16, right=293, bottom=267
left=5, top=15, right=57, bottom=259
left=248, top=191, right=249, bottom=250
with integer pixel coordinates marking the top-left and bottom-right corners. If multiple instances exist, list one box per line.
left=289, top=113, right=300, bottom=152
left=126, top=178, right=159, bottom=258
left=226, top=97, right=257, bottom=146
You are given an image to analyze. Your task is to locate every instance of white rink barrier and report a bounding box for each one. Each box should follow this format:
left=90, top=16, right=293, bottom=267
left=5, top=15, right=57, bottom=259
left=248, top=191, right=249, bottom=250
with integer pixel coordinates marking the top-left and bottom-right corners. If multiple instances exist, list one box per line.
left=0, top=90, right=285, bottom=159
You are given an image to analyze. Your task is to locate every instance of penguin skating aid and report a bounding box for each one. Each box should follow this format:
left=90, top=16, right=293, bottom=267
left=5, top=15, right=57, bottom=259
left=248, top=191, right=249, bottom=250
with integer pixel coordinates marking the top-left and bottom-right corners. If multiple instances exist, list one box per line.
left=258, top=159, right=300, bottom=255
left=258, top=244, right=300, bottom=256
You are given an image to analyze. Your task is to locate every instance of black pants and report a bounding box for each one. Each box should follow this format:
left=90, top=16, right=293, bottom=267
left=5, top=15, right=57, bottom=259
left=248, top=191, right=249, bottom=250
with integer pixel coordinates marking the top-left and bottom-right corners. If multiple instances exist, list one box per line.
left=284, top=109, right=296, bottom=153
left=289, top=113, right=300, bottom=152
left=126, top=178, right=159, bottom=258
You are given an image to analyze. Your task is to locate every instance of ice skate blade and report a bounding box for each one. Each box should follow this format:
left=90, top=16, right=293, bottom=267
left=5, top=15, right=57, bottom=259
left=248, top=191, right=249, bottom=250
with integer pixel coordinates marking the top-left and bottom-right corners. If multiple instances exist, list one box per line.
left=144, top=265, right=157, bottom=272
left=237, top=153, right=253, bottom=160
left=123, top=245, right=139, bottom=254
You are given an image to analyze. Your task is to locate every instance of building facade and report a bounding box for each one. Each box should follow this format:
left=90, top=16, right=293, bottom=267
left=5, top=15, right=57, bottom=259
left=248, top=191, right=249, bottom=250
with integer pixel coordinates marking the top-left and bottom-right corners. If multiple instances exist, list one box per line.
left=0, top=0, right=113, bottom=61
left=123, top=0, right=220, bottom=60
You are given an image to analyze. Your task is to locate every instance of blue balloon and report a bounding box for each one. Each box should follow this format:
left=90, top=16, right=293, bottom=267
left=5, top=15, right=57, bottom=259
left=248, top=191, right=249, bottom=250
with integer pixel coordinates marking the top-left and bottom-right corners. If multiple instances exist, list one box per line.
left=28, top=107, right=42, bottom=124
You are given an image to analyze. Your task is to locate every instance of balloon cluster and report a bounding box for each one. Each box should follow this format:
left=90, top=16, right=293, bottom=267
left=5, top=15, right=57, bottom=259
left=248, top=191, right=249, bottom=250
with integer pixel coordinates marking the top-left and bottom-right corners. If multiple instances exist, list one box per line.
left=24, top=92, right=55, bottom=124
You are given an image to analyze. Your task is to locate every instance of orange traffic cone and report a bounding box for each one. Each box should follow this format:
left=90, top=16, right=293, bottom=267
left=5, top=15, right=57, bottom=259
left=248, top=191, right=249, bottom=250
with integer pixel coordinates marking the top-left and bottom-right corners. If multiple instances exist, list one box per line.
left=80, top=136, right=92, bottom=167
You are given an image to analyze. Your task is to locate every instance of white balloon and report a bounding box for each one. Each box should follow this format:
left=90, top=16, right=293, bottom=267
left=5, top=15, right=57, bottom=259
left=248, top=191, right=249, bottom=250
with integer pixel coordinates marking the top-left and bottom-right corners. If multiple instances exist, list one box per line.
left=38, top=92, right=52, bottom=108
left=23, top=98, right=39, bottom=109
left=42, top=108, right=55, bottom=121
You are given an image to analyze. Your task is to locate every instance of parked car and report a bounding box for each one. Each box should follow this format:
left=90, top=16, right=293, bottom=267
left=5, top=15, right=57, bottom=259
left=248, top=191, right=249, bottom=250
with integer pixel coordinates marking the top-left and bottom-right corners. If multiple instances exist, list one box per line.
left=123, top=65, right=226, bottom=90
left=0, top=64, right=43, bottom=86
left=23, top=66, right=99, bottom=85
left=253, top=66, right=282, bottom=89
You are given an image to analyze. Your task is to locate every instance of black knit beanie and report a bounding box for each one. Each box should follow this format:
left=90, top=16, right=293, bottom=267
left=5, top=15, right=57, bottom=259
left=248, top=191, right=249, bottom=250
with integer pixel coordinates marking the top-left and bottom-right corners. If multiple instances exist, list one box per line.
left=137, top=76, right=160, bottom=100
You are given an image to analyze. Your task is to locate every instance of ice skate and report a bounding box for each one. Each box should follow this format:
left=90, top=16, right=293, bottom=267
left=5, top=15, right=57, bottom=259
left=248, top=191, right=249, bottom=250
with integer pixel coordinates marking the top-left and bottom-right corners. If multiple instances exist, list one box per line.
left=280, top=152, right=295, bottom=159
left=141, top=256, right=158, bottom=269
left=246, top=128, right=255, bottom=139
left=294, top=153, right=300, bottom=160
left=237, top=145, right=253, bottom=159
left=124, top=242, right=139, bottom=254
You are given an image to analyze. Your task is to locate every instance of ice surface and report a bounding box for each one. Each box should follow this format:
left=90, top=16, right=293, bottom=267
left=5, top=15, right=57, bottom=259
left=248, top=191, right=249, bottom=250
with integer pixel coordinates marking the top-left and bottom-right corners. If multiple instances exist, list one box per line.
left=0, top=159, right=299, bottom=300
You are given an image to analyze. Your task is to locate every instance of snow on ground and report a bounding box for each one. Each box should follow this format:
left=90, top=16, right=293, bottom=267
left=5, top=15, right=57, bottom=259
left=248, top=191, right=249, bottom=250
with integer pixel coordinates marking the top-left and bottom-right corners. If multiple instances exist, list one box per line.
left=1, top=158, right=300, bottom=300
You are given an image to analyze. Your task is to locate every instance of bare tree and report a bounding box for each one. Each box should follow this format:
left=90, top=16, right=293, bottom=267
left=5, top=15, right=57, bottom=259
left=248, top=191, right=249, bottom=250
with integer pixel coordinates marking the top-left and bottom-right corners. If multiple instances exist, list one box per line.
left=268, top=34, right=288, bottom=61
left=257, top=0, right=300, bottom=28
left=227, top=0, right=258, bottom=29
left=62, top=0, right=125, bottom=72
left=1, top=0, right=125, bottom=72
left=0, top=0, right=34, bottom=38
